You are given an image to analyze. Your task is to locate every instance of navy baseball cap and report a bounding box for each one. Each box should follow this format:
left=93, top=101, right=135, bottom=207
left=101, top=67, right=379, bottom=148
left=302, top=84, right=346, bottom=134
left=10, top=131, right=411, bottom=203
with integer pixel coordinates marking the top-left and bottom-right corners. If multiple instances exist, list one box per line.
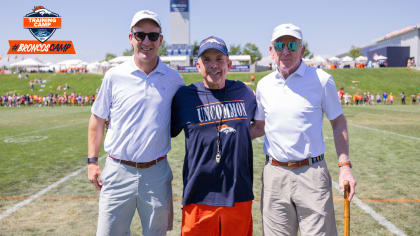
left=197, top=36, right=228, bottom=57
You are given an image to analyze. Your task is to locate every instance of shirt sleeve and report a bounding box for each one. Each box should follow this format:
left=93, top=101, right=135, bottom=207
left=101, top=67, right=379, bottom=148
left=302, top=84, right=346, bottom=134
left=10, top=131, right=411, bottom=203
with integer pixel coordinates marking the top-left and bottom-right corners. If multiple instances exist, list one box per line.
left=170, top=89, right=183, bottom=138
left=254, top=82, right=266, bottom=121
left=91, top=72, right=112, bottom=119
left=322, top=76, right=343, bottom=120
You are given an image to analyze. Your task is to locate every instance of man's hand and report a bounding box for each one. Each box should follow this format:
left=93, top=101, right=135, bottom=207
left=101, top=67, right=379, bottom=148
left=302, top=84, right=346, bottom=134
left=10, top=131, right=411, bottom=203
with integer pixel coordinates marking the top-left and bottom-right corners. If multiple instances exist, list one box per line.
left=339, top=166, right=356, bottom=201
left=250, top=120, right=265, bottom=139
left=88, top=163, right=102, bottom=190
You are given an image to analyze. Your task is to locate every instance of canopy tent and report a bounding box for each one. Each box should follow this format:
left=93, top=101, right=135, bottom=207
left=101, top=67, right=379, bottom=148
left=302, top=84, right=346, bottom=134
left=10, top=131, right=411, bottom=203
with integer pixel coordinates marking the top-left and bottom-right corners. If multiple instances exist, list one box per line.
left=373, top=55, right=387, bottom=61
left=56, top=59, right=84, bottom=67
left=341, top=56, right=354, bottom=62
left=355, top=56, right=368, bottom=63
left=328, top=56, right=340, bottom=62
left=311, top=55, right=327, bottom=65
left=87, top=61, right=101, bottom=74
left=229, top=55, right=251, bottom=65
left=10, top=58, right=44, bottom=67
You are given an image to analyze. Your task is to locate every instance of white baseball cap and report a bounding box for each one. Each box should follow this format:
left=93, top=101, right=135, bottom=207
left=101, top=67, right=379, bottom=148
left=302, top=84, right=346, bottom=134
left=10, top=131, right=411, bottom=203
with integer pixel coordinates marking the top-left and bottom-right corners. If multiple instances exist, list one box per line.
left=130, top=10, right=161, bottom=29
left=271, top=23, right=302, bottom=42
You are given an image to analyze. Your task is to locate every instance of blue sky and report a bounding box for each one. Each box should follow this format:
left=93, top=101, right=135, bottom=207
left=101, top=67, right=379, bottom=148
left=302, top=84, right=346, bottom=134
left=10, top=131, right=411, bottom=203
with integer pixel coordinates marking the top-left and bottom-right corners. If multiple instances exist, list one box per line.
left=1, top=0, right=419, bottom=63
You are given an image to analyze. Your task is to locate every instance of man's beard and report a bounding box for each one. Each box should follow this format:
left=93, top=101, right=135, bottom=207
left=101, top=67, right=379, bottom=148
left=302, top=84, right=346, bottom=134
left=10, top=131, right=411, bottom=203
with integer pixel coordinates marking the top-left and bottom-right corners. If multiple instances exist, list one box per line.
left=277, top=59, right=302, bottom=77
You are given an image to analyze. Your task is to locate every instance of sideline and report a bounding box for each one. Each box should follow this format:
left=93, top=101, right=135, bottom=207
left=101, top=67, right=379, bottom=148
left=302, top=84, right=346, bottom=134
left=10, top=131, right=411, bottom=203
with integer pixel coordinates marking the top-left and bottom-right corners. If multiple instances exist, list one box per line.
left=349, top=123, right=420, bottom=141
left=332, top=181, right=407, bottom=236
left=0, top=156, right=105, bottom=221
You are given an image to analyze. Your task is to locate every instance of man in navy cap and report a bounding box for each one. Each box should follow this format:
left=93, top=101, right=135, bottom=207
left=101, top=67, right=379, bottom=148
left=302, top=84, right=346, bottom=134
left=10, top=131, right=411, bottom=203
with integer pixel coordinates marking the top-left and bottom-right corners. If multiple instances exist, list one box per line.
left=171, top=36, right=257, bottom=235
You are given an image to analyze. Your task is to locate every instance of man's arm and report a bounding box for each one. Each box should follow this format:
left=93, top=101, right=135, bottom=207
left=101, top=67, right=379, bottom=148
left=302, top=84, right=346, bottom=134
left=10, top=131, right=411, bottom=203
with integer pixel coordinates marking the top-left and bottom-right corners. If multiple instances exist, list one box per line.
left=330, top=114, right=356, bottom=201
left=88, top=114, right=106, bottom=190
left=250, top=120, right=265, bottom=140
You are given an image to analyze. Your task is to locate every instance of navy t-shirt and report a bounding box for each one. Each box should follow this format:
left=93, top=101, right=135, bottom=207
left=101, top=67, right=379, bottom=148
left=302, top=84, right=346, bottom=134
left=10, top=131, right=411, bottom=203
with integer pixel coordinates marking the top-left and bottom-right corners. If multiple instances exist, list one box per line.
left=171, top=80, right=256, bottom=206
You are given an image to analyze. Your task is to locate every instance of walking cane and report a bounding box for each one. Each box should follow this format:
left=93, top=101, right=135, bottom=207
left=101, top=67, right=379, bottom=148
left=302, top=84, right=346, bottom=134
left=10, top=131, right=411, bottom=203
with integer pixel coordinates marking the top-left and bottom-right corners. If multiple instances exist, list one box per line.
left=344, top=180, right=350, bottom=236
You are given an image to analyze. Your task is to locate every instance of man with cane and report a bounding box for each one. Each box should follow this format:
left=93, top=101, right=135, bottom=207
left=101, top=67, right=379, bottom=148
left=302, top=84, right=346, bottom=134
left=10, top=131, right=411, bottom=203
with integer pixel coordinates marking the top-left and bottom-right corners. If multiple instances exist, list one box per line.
left=252, top=23, right=357, bottom=235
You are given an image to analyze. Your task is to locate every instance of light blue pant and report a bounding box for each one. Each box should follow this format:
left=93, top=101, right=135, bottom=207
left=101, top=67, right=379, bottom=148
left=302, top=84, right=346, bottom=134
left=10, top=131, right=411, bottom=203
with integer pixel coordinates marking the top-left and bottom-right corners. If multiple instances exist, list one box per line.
left=97, top=157, right=173, bottom=236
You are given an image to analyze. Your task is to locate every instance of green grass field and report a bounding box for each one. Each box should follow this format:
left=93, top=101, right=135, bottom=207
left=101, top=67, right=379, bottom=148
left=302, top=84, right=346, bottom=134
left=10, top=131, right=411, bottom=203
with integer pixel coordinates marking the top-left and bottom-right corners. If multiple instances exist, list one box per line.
left=0, top=68, right=420, bottom=235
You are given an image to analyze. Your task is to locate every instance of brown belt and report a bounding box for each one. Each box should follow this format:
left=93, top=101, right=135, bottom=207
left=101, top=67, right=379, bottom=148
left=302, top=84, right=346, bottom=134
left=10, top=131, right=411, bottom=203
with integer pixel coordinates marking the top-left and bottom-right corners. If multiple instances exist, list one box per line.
left=267, top=154, right=324, bottom=168
left=109, top=155, right=166, bottom=169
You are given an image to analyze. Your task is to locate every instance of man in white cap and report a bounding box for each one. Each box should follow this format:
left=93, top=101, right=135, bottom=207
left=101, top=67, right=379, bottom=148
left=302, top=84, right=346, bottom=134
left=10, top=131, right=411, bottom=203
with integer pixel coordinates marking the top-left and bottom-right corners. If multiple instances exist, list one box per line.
left=252, top=23, right=356, bottom=235
left=87, top=10, right=185, bottom=236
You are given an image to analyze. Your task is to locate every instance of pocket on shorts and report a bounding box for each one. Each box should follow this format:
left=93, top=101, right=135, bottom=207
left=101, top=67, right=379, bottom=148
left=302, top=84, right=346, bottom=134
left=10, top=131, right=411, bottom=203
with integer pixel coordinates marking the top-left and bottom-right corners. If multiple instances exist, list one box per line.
left=315, top=162, right=332, bottom=191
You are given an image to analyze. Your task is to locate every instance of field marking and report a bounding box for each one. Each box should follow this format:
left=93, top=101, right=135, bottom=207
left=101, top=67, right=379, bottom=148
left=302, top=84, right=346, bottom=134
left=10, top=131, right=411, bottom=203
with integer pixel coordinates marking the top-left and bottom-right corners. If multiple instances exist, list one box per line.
left=0, top=156, right=105, bottom=221
left=332, top=181, right=407, bottom=236
left=1, top=196, right=420, bottom=203
left=0, top=120, right=86, bottom=139
left=3, top=135, right=48, bottom=144
left=349, top=123, right=420, bottom=141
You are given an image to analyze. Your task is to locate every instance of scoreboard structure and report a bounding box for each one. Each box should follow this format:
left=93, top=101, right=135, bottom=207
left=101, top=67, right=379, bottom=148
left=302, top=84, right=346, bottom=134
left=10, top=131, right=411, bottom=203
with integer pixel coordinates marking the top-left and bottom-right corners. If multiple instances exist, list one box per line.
left=169, top=0, right=191, bottom=57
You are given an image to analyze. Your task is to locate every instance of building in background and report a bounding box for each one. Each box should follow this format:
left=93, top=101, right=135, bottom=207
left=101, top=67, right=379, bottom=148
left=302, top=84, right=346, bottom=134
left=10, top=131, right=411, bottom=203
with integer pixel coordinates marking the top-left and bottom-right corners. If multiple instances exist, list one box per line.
left=361, top=24, right=420, bottom=67
left=168, top=0, right=191, bottom=66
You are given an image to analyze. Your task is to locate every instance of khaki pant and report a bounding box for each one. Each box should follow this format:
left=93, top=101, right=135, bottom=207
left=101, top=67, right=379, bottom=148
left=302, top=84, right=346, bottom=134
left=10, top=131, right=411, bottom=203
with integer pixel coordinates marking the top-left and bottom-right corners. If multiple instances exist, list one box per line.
left=97, top=157, right=173, bottom=236
left=261, top=159, right=337, bottom=236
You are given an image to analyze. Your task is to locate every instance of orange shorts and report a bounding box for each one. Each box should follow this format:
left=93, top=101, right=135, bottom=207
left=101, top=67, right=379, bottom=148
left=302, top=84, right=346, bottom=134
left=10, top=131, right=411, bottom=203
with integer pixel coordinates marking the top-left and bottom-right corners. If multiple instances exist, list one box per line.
left=181, top=201, right=253, bottom=236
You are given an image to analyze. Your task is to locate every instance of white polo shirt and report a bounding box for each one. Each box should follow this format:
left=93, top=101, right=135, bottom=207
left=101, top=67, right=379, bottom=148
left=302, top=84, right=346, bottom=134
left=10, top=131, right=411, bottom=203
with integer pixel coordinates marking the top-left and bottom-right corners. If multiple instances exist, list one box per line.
left=91, top=57, right=185, bottom=162
left=255, top=62, right=342, bottom=162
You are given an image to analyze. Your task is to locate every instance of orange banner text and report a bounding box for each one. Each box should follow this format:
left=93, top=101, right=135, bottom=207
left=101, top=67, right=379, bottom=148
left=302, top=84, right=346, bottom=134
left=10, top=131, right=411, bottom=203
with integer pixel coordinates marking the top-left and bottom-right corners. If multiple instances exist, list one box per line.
left=8, top=40, right=76, bottom=54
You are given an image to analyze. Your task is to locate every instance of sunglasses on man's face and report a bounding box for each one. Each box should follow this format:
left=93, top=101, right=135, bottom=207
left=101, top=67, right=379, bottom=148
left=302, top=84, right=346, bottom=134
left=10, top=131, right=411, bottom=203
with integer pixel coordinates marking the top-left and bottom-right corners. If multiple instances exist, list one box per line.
left=274, top=41, right=299, bottom=52
left=131, top=32, right=161, bottom=42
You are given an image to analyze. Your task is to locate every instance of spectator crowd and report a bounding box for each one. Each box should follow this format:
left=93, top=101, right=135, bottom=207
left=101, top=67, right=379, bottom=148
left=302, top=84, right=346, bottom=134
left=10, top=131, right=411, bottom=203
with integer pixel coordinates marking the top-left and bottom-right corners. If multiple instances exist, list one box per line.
left=0, top=92, right=97, bottom=107
left=338, top=88, right=420, bottom=105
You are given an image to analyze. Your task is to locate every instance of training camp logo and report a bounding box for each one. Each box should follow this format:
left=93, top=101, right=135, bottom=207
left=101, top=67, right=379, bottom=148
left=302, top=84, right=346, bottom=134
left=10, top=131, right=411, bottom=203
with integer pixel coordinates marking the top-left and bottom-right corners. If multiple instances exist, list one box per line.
left=7, top=6, right=76, bottom=55
left=24, top=6, right=60, bottom=43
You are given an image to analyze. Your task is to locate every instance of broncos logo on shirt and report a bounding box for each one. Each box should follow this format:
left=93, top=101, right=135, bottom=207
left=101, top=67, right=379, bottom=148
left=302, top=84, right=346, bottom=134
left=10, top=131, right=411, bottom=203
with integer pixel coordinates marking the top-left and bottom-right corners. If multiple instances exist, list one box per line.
left=217, top=124, right=236, bottom=134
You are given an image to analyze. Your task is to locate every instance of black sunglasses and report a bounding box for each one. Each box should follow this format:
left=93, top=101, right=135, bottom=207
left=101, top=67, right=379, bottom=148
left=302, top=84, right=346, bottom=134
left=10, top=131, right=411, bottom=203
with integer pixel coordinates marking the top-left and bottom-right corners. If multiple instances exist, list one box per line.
left=131, top=32, right=161, bottom=42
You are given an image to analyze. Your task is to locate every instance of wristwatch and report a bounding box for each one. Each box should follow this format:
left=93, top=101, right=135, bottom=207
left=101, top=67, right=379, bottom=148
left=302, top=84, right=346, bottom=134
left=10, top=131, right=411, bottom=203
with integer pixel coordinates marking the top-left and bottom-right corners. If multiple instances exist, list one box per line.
left=338, top=161, right=352, bottom=168
left=86, top=157, right=98, bottom=163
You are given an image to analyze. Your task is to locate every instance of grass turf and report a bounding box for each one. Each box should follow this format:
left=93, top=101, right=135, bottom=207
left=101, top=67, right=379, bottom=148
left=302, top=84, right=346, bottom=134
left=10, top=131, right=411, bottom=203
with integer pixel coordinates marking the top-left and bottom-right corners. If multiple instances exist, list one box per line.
left=0, top=68, right=420, bottom=235
left=0, top=106, right=419, bottom=235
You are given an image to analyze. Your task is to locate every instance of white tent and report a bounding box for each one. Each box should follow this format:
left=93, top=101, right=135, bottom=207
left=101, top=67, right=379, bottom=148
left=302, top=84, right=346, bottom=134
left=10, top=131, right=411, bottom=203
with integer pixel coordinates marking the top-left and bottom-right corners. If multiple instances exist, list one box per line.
left=355, top=56, right=368, bottom=63
left=10, top=58, right=44, bottom=67
left=56, top=59, right=84, bottom=68
left=373, top=55, right=387, bottom=61
left=87, top=61, right=101, bottom=74
left=312, top=55, right=327, bottom=65
left=341, top=56, right=354, bottom=62
left=328, top=56, right=340, bottom=62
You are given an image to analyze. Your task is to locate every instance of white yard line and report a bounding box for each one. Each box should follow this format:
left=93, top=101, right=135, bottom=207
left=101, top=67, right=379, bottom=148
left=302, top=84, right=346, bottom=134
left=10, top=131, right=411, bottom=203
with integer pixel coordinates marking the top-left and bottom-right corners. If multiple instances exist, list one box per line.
left=0, top=156, right=105, bottom=221
left=332, top=181, right=407, bottom=236
left=349, top=123, right=420, bottom=141
left=1, top=121, right=86, bottom=139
